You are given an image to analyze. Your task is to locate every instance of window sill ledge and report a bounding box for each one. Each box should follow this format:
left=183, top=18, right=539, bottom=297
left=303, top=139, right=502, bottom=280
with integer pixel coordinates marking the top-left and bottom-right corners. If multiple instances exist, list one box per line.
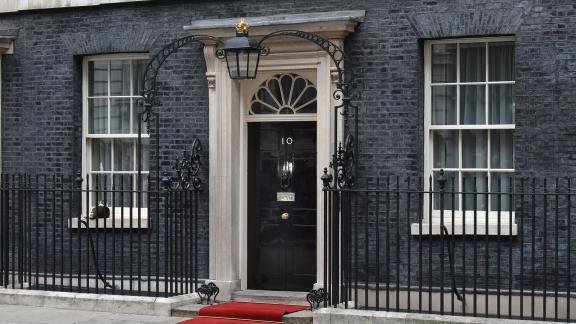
left=410, top=222, right=517, bottom=236
left=68, top=215, right=149, bottom=229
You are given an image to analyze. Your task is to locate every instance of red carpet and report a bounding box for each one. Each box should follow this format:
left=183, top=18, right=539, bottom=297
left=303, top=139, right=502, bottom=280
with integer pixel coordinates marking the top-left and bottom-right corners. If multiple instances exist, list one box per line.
left=178, top=302, right=308, bottom=324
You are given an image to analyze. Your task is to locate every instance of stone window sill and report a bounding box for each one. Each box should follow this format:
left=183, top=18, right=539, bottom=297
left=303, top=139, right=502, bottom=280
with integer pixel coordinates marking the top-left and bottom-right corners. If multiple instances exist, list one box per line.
left=68, top=209, right=149, bottom=229
left=410, top=222, right=517, bottom=236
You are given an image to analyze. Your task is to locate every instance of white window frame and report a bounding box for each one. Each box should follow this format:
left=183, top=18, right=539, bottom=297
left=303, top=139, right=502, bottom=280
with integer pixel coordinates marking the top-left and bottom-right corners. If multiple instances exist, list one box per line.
left=73, top=53, right=150, bottom=229
left=414, top=37, right=517, bottom=236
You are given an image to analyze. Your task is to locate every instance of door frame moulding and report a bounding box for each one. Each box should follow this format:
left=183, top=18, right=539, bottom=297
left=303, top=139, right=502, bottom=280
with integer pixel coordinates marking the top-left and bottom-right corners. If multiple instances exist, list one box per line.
left=239, top=62, right=326, bottom=292
left=185, top=10, right=364, bottom=299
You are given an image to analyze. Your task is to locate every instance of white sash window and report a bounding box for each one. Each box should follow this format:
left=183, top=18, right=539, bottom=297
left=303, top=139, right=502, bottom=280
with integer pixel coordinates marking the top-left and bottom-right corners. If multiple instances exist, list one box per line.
left=82, top=54, right=150, bottom=218
left=421, top=37, right=516, bottom=235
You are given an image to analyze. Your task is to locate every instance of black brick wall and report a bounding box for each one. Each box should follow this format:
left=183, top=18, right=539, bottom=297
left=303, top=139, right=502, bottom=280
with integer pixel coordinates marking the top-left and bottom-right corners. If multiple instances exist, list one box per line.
left=1, top=0, right=576, bottom=289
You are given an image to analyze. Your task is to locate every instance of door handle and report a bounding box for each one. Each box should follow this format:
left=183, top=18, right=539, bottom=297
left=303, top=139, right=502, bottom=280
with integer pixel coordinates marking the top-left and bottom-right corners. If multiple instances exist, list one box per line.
left=281, top=212, right=289, bottom=220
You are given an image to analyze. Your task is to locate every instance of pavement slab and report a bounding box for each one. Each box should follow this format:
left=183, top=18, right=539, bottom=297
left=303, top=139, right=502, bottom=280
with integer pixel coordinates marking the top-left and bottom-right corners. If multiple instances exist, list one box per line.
left=0, top=304, right=188, bottom=324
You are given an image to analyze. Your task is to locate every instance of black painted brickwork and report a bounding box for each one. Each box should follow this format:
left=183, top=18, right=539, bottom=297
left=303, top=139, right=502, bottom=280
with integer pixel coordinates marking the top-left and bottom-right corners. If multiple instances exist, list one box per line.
left=1, top=0, right=576, bottom=287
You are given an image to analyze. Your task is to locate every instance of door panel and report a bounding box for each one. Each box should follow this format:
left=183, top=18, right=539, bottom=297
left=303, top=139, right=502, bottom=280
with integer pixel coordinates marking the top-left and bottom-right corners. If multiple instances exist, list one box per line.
left=248, top=122, right=317, bottom=291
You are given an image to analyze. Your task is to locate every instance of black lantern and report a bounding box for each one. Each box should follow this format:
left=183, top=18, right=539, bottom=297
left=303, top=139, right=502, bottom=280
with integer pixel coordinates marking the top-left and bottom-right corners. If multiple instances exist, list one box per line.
left=220, top=18, right=263, bottom=80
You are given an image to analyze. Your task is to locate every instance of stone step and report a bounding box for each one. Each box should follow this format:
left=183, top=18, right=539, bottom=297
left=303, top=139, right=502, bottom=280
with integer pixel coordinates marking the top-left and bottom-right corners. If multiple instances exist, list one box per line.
left=172, top=304, right=312, bottom=324
left=284, top=309, right=313, bottom=324
left=231, top=289, right=310, bottom=307
left=173, top=290, right=313, bottom=324
left=171, top=304, right=205, bottom=318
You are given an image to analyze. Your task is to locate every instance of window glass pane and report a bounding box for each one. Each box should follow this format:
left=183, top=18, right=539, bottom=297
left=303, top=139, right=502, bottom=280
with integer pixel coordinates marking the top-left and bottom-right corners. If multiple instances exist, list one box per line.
left=113, top=174, right=132, bottom=208
left=433, top=171, right=459, bottom=210
left=491, top=130, right=514, bottom=169
left=433, top=130, right=458, bottom=168
left=293, top=87, right=317, bottom=114
left=91, top=139, right=111, bottom=171
left=489, top=84, right=515, bottom=124
left=133, top=60, right=147, bottom=96
left=280, top=73, right=293, bottom=102
left=460, top=85, right=486, bottom=125
left=136, top=175, right=149, bottom=208
left=88, top=98, right=107, bottom=134
left=489, top=42, right=515, bottom=81
left=490, top=173, right=513, bottom=211
left=462, top=130, right=487, bottom=168
left=91, top=174, right=112, bottom=208
left=110, top=60, right=131, bottom=96
left=114, top=139, right=134, bottom=171
left=462, top=172, right=488, bottom=211
left=431, top=44, right=457, bottom=83
left=141, top=138, right=150, bottom=171
left=132, top=99, right=146, bottom=134
left=110, top=98, right=131, bottom=134
left=460, top=43, right=486, bottom=82
left=431, top=86, right=457, bottom=125
left=266, top=78, right=282, bottom=106
left=88, top=61, right=108, bottom=97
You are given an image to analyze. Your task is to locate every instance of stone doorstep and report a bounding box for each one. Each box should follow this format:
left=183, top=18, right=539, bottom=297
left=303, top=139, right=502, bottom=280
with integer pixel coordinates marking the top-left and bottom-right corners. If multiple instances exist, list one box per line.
left=171, top=303, right=206, bottom=318
left=232, top=289, right=310, bottom=307
left=172, top=303, right=312, bottom=323
left=171, top=303, right=312, bottom=324
left=284, top=310, right=313, bottom=324
left=0, top=288, right=199, bottom=317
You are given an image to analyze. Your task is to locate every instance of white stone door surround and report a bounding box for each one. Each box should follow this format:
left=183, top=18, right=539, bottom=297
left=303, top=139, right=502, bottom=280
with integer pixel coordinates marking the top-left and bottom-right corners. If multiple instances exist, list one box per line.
left=184, top=10, right=364, bottom=300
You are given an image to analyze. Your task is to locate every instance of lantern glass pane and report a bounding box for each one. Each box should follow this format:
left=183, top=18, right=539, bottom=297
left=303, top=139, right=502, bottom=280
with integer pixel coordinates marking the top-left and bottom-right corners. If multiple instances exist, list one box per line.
left=226, top=51, right=240, bottom=79
left=238, top=50, right=248, bottom=79
left=248, top=50, right=259, bottom=79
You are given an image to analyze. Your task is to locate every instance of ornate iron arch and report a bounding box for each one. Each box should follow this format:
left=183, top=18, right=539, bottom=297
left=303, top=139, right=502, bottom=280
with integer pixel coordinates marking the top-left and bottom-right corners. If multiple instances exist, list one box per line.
left=139, top=30, right=358, bottom=190
left=258, top=30, right=346, bottom=81
left=258, top=30, right=358, bottom=189
left=140, top=35, right=223, bottom=128
left=136, top=34, right=222, bottom=192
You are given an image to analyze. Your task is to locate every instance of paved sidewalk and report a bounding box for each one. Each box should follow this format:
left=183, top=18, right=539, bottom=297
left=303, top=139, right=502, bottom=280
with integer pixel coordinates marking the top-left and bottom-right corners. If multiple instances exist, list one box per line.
left=0, top=304, right=189, bottom=324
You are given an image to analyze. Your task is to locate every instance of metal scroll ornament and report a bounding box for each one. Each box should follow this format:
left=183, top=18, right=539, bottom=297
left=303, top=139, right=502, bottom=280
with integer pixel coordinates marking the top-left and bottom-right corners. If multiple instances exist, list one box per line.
left=336, top=134, right=355, bottom=188
left=256, top=31, right=358, bottom=190
left=197, top=282, right=220, bottom=305
left=162, top=139, right=203, bottom=191
left=306, top=288, right=329, bottom=310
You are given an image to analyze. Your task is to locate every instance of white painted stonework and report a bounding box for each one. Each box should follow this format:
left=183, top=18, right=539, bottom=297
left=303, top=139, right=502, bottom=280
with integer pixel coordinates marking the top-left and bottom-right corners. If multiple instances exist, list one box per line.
left=0, top=0, right=150, bottom=13
left=0, top=37, right=13, bottom=54
left=184, top=11, right=364, bottom=299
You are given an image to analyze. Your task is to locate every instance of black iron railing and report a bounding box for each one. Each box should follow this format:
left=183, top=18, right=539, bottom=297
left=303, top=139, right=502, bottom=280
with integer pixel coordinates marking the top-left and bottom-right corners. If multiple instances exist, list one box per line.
left=0, top=173, right=204, bottom=297
left=323, top=172, right=576, bottom=322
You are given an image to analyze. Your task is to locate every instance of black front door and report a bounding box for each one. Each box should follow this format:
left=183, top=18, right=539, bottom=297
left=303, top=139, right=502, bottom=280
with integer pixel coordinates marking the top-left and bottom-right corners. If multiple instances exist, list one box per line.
left=248, top=122, right=317, bottom=291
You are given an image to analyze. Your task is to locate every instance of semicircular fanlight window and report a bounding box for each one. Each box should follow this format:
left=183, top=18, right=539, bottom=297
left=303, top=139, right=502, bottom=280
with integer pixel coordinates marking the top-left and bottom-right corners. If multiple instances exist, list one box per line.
left=250, top=73, right=317, bottom=115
